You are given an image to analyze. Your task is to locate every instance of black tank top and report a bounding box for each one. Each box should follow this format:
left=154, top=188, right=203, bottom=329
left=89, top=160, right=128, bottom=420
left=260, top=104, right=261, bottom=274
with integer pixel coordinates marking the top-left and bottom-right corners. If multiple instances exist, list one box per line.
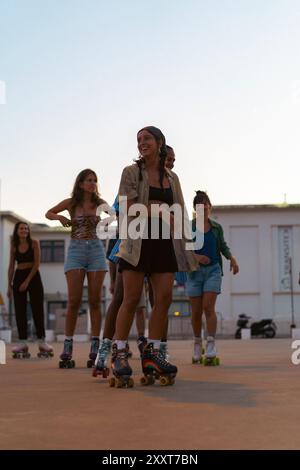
left=15, top=243, right=34, bottom=264
left=148, top=186, right=173, bottom=205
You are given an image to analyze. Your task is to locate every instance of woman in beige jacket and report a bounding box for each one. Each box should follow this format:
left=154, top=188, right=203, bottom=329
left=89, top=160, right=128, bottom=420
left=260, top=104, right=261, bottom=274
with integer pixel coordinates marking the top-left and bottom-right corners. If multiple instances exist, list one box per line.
left=109, top=126, right=198, bottom=387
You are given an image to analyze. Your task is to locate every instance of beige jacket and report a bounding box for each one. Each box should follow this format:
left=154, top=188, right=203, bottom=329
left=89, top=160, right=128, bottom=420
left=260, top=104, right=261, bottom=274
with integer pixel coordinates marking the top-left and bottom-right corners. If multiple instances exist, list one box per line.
left=117, top=162, right=198, bottom=272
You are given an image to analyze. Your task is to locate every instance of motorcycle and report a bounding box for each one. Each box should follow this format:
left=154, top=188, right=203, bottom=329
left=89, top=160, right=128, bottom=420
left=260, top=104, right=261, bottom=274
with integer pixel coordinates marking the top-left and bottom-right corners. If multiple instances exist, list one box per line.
left=235, top=314, right=277, bottom=339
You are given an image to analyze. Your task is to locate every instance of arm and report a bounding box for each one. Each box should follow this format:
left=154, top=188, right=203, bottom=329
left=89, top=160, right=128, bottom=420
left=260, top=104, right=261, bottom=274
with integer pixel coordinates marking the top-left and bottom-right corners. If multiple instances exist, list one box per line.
left=19, top=240, right=41, bottom=292
left=7, top=245, right=16, bottom=298
left=45, top=198, right=72, bottom=227
left=219, top=226, right=239, bottom=274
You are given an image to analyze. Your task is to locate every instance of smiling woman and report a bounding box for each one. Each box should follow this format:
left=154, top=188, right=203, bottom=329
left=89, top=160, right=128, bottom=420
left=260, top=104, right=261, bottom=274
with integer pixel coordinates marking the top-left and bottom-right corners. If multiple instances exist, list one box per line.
left=45, top=169, right=108, bottom=369
left=7, top=222, right=53, bottom=358
left=108, top=125, right=198, bottom=388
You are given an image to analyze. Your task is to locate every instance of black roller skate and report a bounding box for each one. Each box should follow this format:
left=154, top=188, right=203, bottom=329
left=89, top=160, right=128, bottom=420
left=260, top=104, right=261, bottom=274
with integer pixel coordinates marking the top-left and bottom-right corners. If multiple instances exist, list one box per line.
left=59, top=339, right=75, bottom=369
left=140, top=342, right=177, bottom=386
left=12, top=343, right=30, bottom=359
left=37, top=340, right=54, bottom=358
left=109, top=343, right=134, bottom=388
left=87, top=337, right=100, bottom=368
left=92, top=338, right=111, bottom=378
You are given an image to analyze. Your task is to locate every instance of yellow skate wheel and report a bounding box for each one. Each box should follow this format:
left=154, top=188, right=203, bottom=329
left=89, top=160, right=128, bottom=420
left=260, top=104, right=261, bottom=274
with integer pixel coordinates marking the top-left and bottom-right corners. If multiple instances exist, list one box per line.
left=109, top=377, right=116, bottom=387
left=160, top=376, right=169, bottom=386
left=140, top=376, right=148, bottom=385
left=116, top=378, right=124, bottom=388
left=216, top=357, right=220, bottom=365
left=128, top=378, right=134, bottom=388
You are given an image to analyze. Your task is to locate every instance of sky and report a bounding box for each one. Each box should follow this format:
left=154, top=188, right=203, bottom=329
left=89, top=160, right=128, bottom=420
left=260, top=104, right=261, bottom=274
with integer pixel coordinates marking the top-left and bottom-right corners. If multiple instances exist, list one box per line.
left=1, top=0, right=300, bottom=225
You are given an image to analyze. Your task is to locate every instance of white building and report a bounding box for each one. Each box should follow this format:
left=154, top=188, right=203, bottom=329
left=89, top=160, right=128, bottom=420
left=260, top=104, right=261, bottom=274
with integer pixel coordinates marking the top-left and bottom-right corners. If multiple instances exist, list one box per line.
left=212, top=204, right=300, bottom=336
left=1, top=204, right=300, bottom=338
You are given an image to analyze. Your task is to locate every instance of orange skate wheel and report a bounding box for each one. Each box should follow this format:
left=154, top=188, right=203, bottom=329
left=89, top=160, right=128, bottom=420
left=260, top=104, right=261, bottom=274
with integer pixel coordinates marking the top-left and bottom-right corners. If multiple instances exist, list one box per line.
left=109, top=377, right=116, bottom=387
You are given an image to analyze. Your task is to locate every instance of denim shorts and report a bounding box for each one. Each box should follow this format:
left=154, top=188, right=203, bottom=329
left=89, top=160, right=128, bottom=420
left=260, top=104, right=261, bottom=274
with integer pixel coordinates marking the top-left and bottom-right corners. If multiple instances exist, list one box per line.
left=64, top=239, right=107, bottom=273
left=186, top=263, right=222, bottom=297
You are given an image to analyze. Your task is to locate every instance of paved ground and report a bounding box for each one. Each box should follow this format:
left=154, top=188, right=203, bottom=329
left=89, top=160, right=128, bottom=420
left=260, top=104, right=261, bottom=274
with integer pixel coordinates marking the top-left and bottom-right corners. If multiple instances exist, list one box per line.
left=0, top=338, right=299, bottom=450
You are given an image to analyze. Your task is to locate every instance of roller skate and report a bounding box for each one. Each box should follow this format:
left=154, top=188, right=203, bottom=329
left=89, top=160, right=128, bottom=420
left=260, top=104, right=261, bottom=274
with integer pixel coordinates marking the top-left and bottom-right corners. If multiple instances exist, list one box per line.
left=92, top=338, right=111, bottom=378
left=192, top=337, right=204, bottom=364
left=203, top=336, right=220, bottom=366
left=140, top=342, right=177, bottom=386
left=137, top=335, right=147, bottom=356
left=108, top=343, right=134, bottom=388
left=37, top=340, right=54, bottom=358
left=159, top=341, right=169, bottom=361
left=126, top=343, right=133, bottom=358
left=59, top=339, right=75, bottom=369
left=12, top=342, right=30, bottom=359
left=87, top=337, right=100, bottom=368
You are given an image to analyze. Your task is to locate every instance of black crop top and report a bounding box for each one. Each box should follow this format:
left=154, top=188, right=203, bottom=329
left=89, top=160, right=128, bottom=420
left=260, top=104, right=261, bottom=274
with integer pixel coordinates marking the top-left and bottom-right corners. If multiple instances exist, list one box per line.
left=148, top=186, right=173, bottom=205
left=15, top=243, right=34, bottom=264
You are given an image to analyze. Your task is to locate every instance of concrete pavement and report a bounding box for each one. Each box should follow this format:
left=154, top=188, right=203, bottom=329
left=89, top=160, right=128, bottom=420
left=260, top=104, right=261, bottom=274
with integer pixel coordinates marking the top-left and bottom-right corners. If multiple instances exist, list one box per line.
left=0, top=338, right=299, bottom=450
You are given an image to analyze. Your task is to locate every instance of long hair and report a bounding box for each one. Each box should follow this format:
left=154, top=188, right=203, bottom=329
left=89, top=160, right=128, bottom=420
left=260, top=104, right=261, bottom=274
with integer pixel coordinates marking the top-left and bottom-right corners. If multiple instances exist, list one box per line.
left=135, top=126, right=168, bottom=188
left=12, top=222, right=32, bottom=249
left=70, top=169, right=103, bottom=216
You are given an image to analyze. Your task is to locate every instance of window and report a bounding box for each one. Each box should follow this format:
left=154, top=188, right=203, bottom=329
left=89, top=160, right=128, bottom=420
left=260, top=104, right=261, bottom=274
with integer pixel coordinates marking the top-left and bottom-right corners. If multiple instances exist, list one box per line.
left=40, top=240, right=65, bottom=263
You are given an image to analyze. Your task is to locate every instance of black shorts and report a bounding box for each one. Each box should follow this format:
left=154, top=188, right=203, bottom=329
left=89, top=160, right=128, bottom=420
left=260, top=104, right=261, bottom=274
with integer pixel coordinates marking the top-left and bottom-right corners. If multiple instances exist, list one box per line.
left=119, top=238, right=178, bottom=275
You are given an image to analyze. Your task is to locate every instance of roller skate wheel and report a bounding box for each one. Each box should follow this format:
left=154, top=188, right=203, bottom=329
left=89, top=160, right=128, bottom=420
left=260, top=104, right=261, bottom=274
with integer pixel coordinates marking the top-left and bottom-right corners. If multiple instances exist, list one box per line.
left=24, top=353, right=31, bottom=359
left=87, top=359, right=94, bottom=368
left=92, top=368, right=98, bottom=377
left=109, top=377, right=116, bottom=387
left=116, top=378, right=124, bottom=388
left=128, top=377, right=134, bottom=388
left=215, top=357, right=220, bottom=365
left=70, top=360, right=75, bottom=368
left=160, top=376, right=169, bottom=386
left=102, top=368, right=109, bottom=378
left=169, top=378, right=175, bottom=385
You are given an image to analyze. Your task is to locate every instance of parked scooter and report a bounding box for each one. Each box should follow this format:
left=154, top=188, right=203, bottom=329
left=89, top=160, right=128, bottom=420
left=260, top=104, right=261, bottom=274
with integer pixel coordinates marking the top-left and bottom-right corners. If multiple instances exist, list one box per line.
left=235, top=314, right=277, bottom=339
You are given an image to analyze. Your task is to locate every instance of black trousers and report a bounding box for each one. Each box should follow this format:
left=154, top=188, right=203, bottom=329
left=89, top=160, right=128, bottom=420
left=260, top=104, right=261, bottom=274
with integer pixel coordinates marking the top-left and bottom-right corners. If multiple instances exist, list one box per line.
left=13, top=269, right=45, bottom=340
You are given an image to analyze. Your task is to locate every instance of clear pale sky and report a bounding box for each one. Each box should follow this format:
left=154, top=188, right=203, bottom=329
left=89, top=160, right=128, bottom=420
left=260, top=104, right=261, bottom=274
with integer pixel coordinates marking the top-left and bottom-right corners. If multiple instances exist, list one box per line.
left=1, top=0, right=300, bottom=224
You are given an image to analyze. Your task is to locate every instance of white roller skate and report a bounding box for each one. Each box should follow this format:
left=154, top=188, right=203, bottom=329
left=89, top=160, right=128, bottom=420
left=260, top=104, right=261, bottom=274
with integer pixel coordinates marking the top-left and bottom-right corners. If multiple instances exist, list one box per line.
left=203, top=336, right=220, bottom=366
left=12, top=342, right=30, bottom=359
left=37, top=340, right=54, bottom=358
left=192, top=337, right=203, bottom=364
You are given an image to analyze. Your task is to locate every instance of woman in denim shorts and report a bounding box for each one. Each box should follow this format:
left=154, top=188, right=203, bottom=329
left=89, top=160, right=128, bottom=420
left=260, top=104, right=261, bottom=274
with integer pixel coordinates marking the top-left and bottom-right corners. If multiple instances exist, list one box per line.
left=187, top=191, right=239, bottom=364
left=46, top=169, right=107, bottom=367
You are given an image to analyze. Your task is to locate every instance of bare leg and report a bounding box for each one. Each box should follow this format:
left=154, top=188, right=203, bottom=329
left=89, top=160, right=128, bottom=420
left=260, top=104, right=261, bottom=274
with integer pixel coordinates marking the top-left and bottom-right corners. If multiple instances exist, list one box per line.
left=103, top=270, right=124, bottom=339
left=190, top=296, right=203, bottom=337
left=148, top=273, right=174, bottom=340
left=87, top=271, right=106, bottom=337
left=114, top=271, right=145, bottom=340
left=202, top=292, right=218, bottom=336
left=135, top=306, right=146, bottom=337
left=65, top=269, right=86, bottom=336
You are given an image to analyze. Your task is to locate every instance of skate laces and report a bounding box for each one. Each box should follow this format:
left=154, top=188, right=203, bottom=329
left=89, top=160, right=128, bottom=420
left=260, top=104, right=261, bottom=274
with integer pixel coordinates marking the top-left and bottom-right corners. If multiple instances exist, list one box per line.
left=117, top=349, right=129, bottom=368
left=99, top=341, right=111, bottom=360
left=91, top=338, right=99, bottom=354
left=64, top=340, right=73, bottom=354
